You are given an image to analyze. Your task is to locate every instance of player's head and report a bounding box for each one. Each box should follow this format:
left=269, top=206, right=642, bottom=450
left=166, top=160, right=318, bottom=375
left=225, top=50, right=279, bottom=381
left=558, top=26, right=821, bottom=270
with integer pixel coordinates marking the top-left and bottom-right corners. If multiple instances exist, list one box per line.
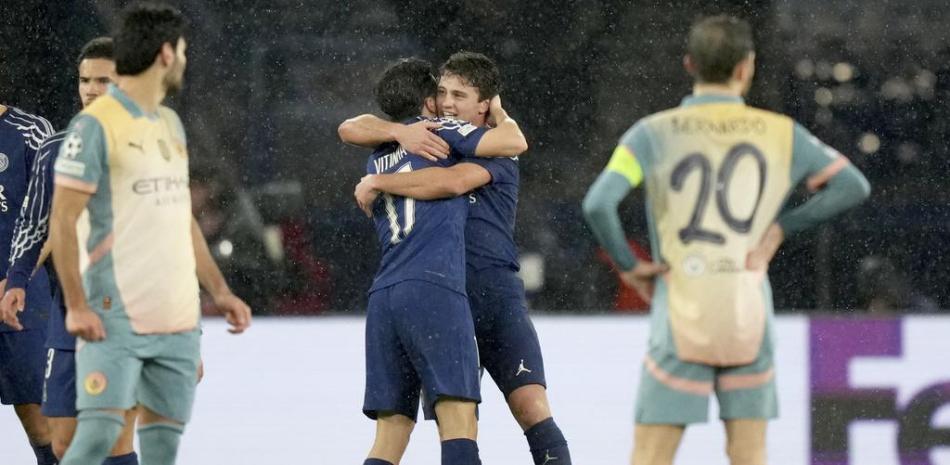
left=438, top=51, right=501, bottom=126
left=77, top=37, right=116, bottom=108
left=114, top=2, right=187, bottom=94
left=684, top=15, right=755, bottom=95
left=374, top=57, right=438, bottom=121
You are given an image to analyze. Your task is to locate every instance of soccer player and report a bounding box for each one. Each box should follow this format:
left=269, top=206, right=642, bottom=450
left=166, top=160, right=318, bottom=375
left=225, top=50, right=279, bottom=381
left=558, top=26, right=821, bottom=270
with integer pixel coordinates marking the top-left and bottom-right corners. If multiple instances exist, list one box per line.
left=359, top=57, right=527, bottom=465
left=341, top=51, right=573, bottom=465
left=48, top=4, right=251, bottom=465
left=0, top=87, right=56, bottom=465
left=0, top=37, right=140, bottom=464
left=582, top=16, right=871, bottom=465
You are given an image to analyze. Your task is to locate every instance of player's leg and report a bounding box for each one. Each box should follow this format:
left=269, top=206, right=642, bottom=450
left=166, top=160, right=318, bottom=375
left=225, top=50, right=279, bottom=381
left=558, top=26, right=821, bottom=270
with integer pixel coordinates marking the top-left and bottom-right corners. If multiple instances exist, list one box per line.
left=61, top=327, right=141, bottom=465
left=469, top=267, right=570, bottom=464
left=0, top=329, right=56, bottom=464
left=633, top=342, right=715, bottom=463
left=134, top=329, right=201, bottom=465
left=367, top=412, right=415, bottom=464
left=363, top=288, right=422, bottom=465
left=715, top=319, right=777, bottom=465
left=395, top=282, right=482, bottom=465
left=44, top=345, right=139, bottom=464
left=631, top=424, right=685, bottom=465
left=723, top=419, right=767, bottom=465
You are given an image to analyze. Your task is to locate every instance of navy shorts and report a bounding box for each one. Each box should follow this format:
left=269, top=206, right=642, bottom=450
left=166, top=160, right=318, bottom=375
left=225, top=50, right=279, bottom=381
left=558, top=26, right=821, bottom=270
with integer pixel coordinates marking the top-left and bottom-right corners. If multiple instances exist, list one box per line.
left=468, top=267, right=546, bottom=397
left=0, top=329, right=47, bottom=405
left=363, top=280, right=481, bottom=422
left=41, top=348, right=77, bottom=417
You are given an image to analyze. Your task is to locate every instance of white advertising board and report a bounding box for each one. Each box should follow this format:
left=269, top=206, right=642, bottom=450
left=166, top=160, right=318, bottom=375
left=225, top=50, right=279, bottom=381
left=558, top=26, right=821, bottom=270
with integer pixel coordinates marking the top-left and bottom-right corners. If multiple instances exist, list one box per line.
left=0, top=316, right=947, bottom=464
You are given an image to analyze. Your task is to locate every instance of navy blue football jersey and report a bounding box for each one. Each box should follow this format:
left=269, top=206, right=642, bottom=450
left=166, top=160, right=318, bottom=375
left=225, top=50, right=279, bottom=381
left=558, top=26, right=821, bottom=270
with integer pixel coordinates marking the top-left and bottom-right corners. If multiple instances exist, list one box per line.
left=367, top=117, right=486, bottom=295
left=460, top=156, right=520, bottom=271
left=0, top=106, right=53, bottom=332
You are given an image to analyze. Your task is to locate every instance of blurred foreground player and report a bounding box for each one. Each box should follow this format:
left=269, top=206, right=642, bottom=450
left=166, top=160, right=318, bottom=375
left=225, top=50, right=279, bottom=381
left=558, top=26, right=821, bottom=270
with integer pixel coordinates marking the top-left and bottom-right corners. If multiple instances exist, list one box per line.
left=583, top=15, right=870, bottom=465
left=49, top=4, right=250, bottom=465
left=343, top=52, right=572, bottom=465
left=359, top=57, right=526, bottom=465
left=1, top=37, right=139, bottom=464
left=0, top=76, right=56, bottom=465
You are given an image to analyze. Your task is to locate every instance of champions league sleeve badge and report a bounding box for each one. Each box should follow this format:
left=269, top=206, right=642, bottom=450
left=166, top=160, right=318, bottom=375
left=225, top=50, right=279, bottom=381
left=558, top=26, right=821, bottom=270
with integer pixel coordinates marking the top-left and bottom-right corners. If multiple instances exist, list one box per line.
left=0, top=153, right=8, bottom=172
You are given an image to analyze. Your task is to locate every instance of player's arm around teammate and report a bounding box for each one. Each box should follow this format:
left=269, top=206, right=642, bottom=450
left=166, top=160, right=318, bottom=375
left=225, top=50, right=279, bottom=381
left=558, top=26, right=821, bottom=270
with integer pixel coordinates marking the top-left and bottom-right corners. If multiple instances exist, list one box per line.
left=353, top=96, right=526, bottom=214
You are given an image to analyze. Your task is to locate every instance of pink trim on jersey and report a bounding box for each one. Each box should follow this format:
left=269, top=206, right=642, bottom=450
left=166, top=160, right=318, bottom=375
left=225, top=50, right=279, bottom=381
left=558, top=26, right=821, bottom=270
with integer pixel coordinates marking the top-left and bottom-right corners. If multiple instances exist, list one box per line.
left=644, top=355, right=713, bottom=396
left=87, top=233, right=114, bottom=265
left=717, top=368, right=775, bottom=391
left=806, top=157, right=849, bottom=192
left=54, top=175, right=98, bottom=194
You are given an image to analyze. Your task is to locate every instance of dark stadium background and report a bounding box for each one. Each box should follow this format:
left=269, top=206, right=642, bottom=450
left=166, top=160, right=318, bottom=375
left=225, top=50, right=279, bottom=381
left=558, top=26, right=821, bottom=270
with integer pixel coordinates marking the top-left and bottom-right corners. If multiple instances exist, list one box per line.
left=2, top=0, right=947, bottom=314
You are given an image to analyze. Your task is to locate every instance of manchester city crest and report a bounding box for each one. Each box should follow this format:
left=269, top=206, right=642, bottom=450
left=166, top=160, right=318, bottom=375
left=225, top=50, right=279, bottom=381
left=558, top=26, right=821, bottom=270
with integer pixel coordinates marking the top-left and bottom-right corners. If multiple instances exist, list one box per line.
left=0, top=153, right=8, bottom=172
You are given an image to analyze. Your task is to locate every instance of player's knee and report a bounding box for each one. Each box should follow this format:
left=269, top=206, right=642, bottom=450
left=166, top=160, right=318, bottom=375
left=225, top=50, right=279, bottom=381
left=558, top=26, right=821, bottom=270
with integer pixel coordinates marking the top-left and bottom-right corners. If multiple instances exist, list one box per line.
left=13, top=403, right=50, bottom=443
left=507, top=384, right=551, bottom=429
left=434, top=398, right=477, bottom=440
left=726, top=439, right=765, bottom=465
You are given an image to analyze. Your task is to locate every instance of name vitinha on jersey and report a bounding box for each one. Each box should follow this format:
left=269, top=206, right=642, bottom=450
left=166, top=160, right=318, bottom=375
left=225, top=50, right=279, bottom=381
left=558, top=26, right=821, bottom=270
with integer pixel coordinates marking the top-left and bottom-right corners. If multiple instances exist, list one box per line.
left=671, top=115, right=767, bottom=135
left=374, top=146, right=407, bottom=173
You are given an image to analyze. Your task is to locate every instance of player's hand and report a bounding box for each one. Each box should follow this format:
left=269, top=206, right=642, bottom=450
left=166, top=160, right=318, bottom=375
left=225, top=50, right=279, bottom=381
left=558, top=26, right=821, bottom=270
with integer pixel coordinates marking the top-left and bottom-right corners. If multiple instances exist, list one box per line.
left=354, top=175, right=380, bottom=218
left=393, top=121, right=448, bottom=161
left=66, top=306, right=106, bottom=341
left=619, top=261, right=669, bottom=302
left=213, top=292, right=251, bottom=334
left=486, top=95, right=505, bottom=127
left=0, top=287, right=27, bottom=331
left=746, top=223, right=785, bottom=271
left=197, top=358, right=204, bottom=384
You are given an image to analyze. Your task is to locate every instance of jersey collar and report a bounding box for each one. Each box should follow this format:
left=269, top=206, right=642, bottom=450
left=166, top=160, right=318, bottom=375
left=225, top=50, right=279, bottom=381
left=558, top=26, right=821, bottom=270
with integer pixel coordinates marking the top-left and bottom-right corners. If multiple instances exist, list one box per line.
left=680, top=93, right=745, bottom=107
left=108, top=85, right=160, bottom=120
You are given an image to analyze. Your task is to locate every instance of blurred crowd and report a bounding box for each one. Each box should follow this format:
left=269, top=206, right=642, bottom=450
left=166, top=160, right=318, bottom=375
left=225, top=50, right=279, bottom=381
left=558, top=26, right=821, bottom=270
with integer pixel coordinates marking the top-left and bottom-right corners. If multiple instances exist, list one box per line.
left=2, top=0, right=947, bottom=314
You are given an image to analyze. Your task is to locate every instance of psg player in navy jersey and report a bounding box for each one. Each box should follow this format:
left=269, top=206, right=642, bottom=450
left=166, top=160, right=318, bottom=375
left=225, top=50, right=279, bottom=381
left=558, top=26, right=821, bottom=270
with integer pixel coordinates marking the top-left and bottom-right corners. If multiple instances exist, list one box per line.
left=0, top=37, right=141, bottom=465
left=0, top=97, right=55, bottom=464
left=342, top=52, right=572, bottom=465
left=358, top=58, right=526, bottom=465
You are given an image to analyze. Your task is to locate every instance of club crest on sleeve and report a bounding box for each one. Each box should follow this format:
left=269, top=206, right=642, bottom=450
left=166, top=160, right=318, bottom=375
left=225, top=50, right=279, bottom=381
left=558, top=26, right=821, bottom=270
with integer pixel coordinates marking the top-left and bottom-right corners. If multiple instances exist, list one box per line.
left=0, top=153, right=8, bottom=172
left=84, top=371, right=108, bottom=396
left=63, top=132, right=83, bottom=159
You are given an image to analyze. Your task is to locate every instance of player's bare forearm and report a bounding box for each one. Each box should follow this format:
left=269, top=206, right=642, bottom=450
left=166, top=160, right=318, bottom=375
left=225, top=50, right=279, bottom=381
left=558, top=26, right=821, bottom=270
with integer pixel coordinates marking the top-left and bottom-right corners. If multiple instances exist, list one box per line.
left=338, top=114, right=399, bottom=148
left=367, top=163, right=491, bottom=200
left=477, top=97, right=528, bottom=157
left=191, top=217, right=231, bottom=299
left=49, top=185, right=91, bottom=312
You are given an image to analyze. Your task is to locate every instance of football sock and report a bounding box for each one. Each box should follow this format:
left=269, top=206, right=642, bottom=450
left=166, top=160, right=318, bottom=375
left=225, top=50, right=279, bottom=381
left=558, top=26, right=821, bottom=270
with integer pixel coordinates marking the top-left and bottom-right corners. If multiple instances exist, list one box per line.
left=31, top=442, right=57, bottom=465
left=60, top=410, right=125, bottom=465
left=137, top=423, right=184, bottom=465
left=525, top=417, right=572, bottom=465
left=441, top=438, right=481, bottom=465
left=103, top=451, right=139, bottom=465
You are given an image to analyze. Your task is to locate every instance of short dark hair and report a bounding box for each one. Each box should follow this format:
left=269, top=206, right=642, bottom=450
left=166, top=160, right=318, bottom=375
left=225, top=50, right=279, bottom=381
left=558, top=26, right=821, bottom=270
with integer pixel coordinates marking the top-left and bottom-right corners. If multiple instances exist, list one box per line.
left=76, top=37, right=114, bottom=67
left=375, top=58, right=437, bottom=121
left=113, top=2, right=186, bottom=76
left=439, top=51, right=501, bottom=101
left=686, top=15, right=754, bottom=84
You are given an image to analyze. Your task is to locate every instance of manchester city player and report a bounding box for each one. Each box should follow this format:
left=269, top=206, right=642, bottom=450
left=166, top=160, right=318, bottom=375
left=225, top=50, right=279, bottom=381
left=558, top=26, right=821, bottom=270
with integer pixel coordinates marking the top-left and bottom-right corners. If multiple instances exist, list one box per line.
left=342, top=52, right=573, bottom=465
left=583, top=15, right=870, bottom=465
left=49, top=4, right=251, bottom=465
left=1, top=37, right=140, bottom=465
left=360, top=57, right=527, bottom=465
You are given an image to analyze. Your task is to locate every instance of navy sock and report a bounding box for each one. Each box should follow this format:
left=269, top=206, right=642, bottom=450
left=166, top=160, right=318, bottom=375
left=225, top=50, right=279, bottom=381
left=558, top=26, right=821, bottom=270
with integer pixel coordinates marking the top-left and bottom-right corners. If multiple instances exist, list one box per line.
left=363, top=459, right=393, bottom=465
left=103, top=452, right=139, bottom=465
left=441, top=438, right=480, bottom=465
left=31, top=442, right=57, bottom=465
left=525, top=418, right=572, bottom=465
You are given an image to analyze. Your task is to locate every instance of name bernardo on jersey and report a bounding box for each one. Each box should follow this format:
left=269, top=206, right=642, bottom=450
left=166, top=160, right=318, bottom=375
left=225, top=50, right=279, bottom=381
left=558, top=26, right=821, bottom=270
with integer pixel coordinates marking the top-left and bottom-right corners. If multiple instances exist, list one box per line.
left=671, top=115, right=767, bottom=135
